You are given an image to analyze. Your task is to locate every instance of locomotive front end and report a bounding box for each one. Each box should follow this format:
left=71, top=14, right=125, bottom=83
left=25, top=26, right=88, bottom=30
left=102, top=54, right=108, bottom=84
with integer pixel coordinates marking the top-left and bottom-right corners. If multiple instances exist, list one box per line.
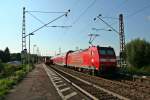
left=98, top=46, right=117, bottom=73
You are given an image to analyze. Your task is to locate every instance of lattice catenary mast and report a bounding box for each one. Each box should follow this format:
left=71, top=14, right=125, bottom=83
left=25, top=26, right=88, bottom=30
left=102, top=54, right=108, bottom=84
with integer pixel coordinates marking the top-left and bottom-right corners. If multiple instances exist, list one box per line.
left=22, top=7, right=26, bottom=51
left=21, top=7, right=27, bottom=65
left=119, top=14, right=126, bottom=67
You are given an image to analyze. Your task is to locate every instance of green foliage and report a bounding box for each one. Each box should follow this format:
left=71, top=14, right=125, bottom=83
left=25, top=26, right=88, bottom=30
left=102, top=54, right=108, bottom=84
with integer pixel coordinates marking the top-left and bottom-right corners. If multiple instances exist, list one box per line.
left=3, top=47, right=11, bottom=62
left=118, top=66, right=150, bottom=76
left=125, top=66, right=150, bottom=75
left=0, top=51, right=5, bottom=63
left=0, top=63, right=4, bottom=77
left=126, top=38, right=150, bottom=68
left=10, top=53, right=21, bottom=61
left=2, top=64, right=16, bottom=77
left=0, top=79, right=14, bottom=99
left=0, top=47, right=11, bottom=63
left=0, top=47, right=21, bottom=64
left=0, top=64, right=31, bottom=99
left=15, top=70, right=26, bottom=81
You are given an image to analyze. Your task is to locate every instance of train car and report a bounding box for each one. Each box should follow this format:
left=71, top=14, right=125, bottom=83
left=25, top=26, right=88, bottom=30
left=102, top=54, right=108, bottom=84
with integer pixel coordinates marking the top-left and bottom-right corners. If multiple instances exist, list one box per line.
left=52, top=54, right=66, bottom=66
left=44, top=56, right=53, bottom=65
left=52, top=45, right=117, bottom=74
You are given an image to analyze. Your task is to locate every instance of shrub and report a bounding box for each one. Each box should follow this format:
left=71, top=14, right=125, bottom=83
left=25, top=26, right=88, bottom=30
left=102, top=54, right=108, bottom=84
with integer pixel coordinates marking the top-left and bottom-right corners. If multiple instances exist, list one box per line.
left=126, top=39, right=150, bottom=68
left=15, top=70, right=26, bottom=81
left=0, top=79, right=14, bottom=97
left=123, top=66, right=150, bottom=75
left=3, top=64, right=16, bottom=77
left=0, top=64, right=32, bottom=99
left=0, top=63, right=4, bottom=78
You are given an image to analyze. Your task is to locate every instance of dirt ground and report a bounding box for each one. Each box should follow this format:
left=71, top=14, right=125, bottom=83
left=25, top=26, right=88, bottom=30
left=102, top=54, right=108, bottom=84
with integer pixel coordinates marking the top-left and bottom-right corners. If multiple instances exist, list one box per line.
left=5, top=64, right=61, bottom=100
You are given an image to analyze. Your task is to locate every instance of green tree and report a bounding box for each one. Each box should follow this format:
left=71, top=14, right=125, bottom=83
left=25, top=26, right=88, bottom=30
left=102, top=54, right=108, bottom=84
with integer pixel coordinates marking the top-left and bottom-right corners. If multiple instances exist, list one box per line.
left=0, top=50, right=5, bottom=62
left=126, top=38, right=150, bottom=68
left=3, top=47, right=10, bottom=62
left=10, top=53, right=21, bottom=61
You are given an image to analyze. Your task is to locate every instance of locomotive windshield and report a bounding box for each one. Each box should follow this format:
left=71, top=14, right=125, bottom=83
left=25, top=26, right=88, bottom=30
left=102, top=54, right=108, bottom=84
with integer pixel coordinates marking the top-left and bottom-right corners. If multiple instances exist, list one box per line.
left=99, top=47, right=115, bottom=55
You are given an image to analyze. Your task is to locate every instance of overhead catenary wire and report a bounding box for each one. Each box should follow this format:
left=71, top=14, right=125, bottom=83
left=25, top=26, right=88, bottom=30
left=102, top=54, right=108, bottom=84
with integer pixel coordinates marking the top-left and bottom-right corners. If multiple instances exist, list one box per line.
left=27, top=11, right=72, bottom=28
left=64, top=0, right=97, bottom=46
left=70, top=0, right=81, bottom=12
left=114, top=0, right=129, bottom=13
left=71, top=0, right=97, bottom=25
left=26, top=11, right=68, bottom=14
left=95, top=15, right=119, bottom=34
left=60, top=0, right=81, bottom=30
left=56, top=0, right=82, bottom=47
left=97, top=0, right=129, bottom=18
left=101, top=16, right=118, bottom=20
left=58, top=0, right=97, bottom=45
left=126, top=4, right=150, bottom=18
left=97, top=0, right=129, bottom=28
left=27, top=12, right=45, bottom=25
left=29, top=10, right=70, bottom=35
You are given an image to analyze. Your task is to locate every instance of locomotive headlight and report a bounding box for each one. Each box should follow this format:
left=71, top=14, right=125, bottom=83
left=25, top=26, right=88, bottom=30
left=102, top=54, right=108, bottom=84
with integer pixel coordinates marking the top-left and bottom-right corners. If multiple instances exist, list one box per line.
left=91, top=58, right=94, bottom=63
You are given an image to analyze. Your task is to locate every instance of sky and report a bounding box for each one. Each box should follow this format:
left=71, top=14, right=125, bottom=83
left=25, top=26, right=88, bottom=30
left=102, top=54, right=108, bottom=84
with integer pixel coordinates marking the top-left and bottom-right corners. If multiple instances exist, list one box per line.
left=0, top=0, right=150, bottom=56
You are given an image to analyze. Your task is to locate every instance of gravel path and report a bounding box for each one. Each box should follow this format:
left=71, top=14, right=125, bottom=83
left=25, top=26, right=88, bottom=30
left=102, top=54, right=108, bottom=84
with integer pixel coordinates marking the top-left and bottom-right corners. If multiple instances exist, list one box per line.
left=5, top=64, right=61, bottom=100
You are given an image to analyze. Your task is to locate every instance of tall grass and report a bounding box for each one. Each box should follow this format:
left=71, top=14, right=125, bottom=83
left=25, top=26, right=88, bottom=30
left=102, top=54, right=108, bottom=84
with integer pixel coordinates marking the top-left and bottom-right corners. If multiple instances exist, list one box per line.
left=0, top=63, right=34, bottom=99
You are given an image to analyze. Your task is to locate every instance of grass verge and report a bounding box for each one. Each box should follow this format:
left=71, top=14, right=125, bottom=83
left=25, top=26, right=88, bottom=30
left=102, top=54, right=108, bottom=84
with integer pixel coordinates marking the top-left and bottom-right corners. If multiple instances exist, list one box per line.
left=0, top=64, right=34, bottom=100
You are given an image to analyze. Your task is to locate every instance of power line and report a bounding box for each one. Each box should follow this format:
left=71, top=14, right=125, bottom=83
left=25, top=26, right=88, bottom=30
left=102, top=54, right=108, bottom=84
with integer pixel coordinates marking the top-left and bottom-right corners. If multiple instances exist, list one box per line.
left=126, top=4, right=150, bottom=18
left=115, top=0, right=129, bottom=13
left=96, top=0, right=129, bottom=18
left=72, top=0, right=97, bottom=25
left=70, top=0, right=81, bottom=11
left=59, top=0, right=81, bottom=29
left=27, top=12, right=45, bottom=25
left=47, top=25, right=72, bottom=28
left=94, top=15, right=119, bottom=34
left=29, top=10, right=70, bottom=35
left=55, top=0, right=81, bottom=47
left=95, top=0, right=129, bottom=29
left=26, top=11, right=68, bottom=14
left=58, top=0, right=95, bottom=45
left=101, top=16, right=118, bottom=20
left=27, top=12, right=72, bottom=28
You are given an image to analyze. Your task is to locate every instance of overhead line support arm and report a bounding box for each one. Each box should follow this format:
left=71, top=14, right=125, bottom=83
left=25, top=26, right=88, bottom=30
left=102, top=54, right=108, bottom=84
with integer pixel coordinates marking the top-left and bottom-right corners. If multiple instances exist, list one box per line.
left=96, top=15, right=119, bottom=34
left=29, top=10, right=70, bottom=35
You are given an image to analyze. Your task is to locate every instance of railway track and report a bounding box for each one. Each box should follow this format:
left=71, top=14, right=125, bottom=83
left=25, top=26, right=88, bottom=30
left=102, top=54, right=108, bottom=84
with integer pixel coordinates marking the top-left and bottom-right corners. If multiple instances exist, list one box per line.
left=48, top=64, right=128, bottom=100
left=43, top=64, right=93, bottom=100
left=116, top=73, right=150, bottom=87
left=132, top=75, right=150, bottom=86
left=116, top=79, right=150, bottom=95
left=105, top=74, right=150, bottom=95
left=50, top=64, right=150, bottom=100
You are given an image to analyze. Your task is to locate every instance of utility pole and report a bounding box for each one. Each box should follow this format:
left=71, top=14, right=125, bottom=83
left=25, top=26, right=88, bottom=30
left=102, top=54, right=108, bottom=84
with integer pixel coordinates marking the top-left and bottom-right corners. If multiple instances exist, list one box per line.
left=37, top=47, right=39, bottom=63
left=119, top=14, right=126, bottom=67
left=59, top=47, right=61, bottom=55
left=21, top=8, right=70, bottom=65
left=21, top=7, right=27, bottom=65
left=28, top=34, right=31, bottom=65
left=33, top=44, right=36, bottom=64
left=22, top=7, right=26, bottom=51
left=75, top=46, right=79, bottom=51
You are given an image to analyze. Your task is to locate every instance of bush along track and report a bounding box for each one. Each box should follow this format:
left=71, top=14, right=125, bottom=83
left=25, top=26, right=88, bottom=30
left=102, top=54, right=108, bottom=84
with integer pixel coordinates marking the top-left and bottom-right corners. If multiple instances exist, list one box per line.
left=0, top=63, right=34, bottom=100
left=118, top=66, right=150, bottom=76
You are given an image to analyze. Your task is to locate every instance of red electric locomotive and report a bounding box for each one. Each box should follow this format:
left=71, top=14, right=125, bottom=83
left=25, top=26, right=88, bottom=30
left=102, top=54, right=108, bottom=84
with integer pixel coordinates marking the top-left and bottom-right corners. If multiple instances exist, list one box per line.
left=52, top=45, right=117, bottom=74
